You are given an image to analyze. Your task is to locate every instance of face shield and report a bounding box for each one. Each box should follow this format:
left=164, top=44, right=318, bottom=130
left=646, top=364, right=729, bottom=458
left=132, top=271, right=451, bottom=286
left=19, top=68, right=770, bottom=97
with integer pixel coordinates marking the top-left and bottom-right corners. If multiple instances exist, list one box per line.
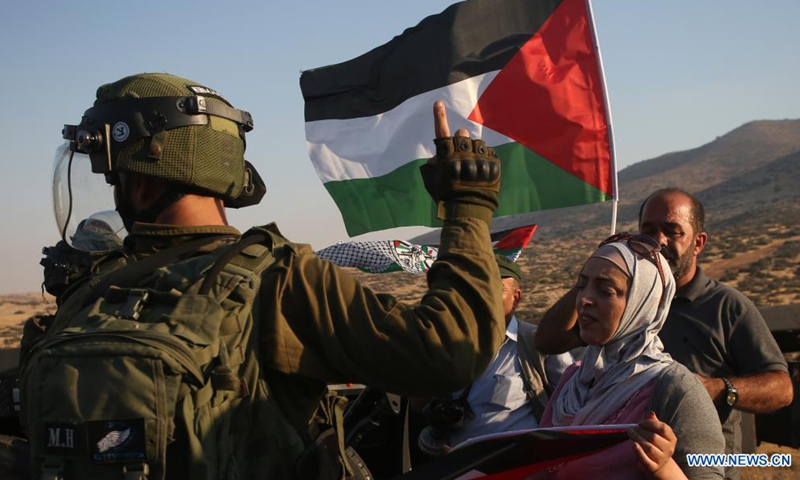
left=52, top=143, right=126, bottom=252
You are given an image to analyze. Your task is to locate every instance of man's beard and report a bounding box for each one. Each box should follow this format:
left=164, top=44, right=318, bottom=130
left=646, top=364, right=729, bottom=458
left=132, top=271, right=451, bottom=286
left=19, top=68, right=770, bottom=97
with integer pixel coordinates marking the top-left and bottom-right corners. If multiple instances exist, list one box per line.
left=670, top=244, right=695, bottom=281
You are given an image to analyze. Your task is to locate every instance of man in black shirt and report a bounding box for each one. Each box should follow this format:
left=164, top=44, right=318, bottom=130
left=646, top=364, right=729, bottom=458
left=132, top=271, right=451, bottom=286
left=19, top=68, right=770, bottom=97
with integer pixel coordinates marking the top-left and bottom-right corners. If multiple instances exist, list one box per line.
left=534, top=188, right=793, bottom=480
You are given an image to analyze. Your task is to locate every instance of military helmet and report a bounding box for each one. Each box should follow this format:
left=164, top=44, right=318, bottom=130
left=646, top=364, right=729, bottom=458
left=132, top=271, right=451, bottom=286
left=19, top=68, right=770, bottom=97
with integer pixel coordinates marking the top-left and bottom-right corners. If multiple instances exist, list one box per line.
left=62, top=73, right=264, bottom=207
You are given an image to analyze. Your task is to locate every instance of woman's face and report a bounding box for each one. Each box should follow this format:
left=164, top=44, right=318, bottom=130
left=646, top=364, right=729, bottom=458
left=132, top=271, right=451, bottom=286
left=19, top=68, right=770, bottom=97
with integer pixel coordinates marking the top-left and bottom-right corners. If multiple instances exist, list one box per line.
left=576, top=257, right=631, bottom=346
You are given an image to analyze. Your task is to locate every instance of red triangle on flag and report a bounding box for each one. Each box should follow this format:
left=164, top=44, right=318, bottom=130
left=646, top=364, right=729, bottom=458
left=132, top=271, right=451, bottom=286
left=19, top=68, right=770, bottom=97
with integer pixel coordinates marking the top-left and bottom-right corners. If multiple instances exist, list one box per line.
left=468, top=0, right=612, bottom=196
left=492, top=225, right=537, bottom=252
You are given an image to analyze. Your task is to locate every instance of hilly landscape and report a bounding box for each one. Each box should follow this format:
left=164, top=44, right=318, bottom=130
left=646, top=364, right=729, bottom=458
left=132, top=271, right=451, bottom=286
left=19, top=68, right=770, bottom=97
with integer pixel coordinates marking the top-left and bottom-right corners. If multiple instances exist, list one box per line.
left=1, top=118, right=799, bottom=478
left=398, top=118, right=800, bottom=321
left=5, top=119, right=798, bottom=339
left=352, top=118, right=800, bottom=478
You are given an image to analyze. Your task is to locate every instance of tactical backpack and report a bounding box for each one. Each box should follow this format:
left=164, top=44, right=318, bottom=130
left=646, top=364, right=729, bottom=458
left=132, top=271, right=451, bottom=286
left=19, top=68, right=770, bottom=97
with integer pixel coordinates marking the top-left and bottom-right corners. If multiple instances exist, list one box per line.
left=19, top=225, right=330, bottom=480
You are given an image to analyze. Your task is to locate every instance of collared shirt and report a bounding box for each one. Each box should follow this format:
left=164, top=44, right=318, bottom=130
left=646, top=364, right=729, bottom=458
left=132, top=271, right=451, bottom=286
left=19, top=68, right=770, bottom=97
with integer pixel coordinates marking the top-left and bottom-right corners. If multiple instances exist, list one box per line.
left=125, top=223, right=242, bottom=256
left=448, top=316, right=575, bottom=446
left=661, top=268, right=787, bottom=379
left=660, top=267, right=787, bottom=480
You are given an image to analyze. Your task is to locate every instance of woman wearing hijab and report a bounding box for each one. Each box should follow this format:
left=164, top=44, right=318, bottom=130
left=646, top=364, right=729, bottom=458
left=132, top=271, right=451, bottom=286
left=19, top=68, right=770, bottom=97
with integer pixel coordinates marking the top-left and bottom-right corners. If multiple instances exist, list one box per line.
left=539, top=234, right=724, bottom=479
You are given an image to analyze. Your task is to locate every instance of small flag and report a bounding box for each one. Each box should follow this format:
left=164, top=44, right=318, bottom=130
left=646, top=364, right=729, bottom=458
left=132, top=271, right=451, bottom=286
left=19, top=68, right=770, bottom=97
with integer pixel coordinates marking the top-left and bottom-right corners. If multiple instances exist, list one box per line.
left=316, top=240, right=438, bottom=274
left=315, top=225, right=536, bottom=274
left=301, top=0, right=615, bottom=236
left=491, top=224, right=537, bottom=262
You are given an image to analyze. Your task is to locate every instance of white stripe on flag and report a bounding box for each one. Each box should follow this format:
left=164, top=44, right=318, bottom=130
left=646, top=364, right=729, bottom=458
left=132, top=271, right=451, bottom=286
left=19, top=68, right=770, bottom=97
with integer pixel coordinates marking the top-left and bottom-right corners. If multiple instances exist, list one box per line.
left=305, top=71, right=515, bottom=183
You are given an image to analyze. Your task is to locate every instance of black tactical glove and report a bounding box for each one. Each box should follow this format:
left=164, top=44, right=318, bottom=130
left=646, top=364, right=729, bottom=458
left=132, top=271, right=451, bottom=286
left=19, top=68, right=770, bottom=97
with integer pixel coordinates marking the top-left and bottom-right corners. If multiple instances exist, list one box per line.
left=420, top=136, right=501, bottom=219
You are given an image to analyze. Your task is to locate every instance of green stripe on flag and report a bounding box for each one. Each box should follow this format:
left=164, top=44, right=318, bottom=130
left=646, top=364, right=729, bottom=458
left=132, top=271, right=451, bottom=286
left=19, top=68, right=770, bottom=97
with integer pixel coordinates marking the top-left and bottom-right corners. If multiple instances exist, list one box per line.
left=493, top=143, right=611, bottom=216
left=325, top=142, right=610, bottom=236
left=324, top=158, right=440, bottom=236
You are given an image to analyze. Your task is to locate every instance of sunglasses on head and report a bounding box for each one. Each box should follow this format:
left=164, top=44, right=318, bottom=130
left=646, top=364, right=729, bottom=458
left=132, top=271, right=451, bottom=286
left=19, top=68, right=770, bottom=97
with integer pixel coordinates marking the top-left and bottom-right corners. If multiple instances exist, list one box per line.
left=598, top=232, right=667, bottom=308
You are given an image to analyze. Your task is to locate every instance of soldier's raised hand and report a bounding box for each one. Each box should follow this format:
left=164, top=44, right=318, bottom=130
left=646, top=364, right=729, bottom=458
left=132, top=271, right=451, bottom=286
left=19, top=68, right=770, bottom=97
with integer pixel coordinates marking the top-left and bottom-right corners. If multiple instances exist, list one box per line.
left=420, top=101, right=501, bottom=217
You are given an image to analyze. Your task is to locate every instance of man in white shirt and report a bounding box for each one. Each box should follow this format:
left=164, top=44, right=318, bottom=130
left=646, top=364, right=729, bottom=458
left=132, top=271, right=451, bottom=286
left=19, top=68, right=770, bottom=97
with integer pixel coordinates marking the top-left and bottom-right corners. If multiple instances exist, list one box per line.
left=419, top=255, right=574, bottom=453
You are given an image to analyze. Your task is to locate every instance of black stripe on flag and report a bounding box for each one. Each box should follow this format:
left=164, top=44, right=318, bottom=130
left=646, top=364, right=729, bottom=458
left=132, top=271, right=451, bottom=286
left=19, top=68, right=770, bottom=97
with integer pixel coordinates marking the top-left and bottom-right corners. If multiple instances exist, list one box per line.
left=301, top=0, right=563, bottom=122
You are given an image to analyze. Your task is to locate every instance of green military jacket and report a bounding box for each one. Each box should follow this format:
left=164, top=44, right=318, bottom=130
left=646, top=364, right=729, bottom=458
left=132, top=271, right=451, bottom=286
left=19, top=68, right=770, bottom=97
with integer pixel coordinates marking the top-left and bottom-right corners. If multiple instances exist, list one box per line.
left=121, top=204, right=504, bottom=474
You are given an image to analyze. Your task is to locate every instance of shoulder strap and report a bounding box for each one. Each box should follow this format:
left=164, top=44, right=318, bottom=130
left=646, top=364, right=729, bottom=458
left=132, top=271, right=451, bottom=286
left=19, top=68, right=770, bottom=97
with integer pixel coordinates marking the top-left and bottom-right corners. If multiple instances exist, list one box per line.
left=89, top=234, right=237, bottom=299
left=516, top=321, right=550, bottom=422
left=199, top=231, right=271, bottom=295
left=45, top=234, right=237, bottom=334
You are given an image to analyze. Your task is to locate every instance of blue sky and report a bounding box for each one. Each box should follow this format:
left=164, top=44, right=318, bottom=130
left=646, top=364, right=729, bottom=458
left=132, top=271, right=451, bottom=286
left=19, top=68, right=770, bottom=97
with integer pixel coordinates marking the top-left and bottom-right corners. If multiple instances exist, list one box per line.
left=1, top=0, right=798, bottom=294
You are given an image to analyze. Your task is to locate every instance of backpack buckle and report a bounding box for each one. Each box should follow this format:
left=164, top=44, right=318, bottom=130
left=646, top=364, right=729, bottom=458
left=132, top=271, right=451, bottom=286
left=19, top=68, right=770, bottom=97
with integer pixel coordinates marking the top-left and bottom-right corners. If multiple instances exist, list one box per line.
left=119, top=289, right=150, bottom=320
left=40, top=459, right=65, bottom=480
left=122, top=462, right=150, bottom=480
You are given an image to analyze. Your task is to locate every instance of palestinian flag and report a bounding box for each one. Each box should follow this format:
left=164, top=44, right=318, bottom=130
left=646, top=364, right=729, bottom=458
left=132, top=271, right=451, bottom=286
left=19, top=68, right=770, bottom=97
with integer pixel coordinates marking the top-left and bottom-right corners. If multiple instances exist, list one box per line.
left=301, top=0, right=614, bottom=237
left=491, top=224, right=537, bottom=262
left=315, top=224, right=536, bottom=274
left=315, top=239, right=439, bottom=274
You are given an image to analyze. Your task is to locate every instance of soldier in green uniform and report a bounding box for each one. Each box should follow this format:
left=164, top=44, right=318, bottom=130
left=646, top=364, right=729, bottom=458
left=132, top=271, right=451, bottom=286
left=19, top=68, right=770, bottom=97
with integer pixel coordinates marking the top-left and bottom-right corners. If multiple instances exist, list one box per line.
left=20, top=73, right=506, bottom=480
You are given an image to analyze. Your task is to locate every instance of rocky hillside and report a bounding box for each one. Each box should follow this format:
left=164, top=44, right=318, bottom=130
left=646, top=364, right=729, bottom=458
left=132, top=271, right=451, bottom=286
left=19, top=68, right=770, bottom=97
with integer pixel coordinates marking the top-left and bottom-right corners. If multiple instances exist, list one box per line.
left=399, top=119, right=800, bottom=319
left=473, top=118, right=800, bottom=241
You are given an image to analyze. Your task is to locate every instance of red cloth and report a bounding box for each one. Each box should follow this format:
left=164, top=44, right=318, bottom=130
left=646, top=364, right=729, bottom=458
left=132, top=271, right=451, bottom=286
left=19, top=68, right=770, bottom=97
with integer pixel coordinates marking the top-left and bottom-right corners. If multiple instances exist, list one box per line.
left=537, top=364, right=658, bottom=479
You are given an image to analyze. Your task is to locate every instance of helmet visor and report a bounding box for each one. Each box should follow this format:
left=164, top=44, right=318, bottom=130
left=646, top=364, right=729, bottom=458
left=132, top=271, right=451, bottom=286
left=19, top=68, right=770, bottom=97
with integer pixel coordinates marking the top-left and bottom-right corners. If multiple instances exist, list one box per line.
left=52, top=143, right=126, bottom=252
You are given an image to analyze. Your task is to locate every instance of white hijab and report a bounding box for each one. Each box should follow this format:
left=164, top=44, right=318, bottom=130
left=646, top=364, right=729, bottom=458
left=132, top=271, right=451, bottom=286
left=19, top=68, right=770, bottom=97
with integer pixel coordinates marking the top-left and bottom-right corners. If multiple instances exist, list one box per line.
left=550, top=241, right=676, bottom=426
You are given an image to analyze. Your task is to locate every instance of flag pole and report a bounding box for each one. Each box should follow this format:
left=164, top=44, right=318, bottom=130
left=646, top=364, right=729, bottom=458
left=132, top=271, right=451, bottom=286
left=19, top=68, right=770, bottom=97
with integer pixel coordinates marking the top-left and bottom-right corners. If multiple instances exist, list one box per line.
left=585, top=0, right=618, bottom=235
left=610, top=199, right=618, bottom=235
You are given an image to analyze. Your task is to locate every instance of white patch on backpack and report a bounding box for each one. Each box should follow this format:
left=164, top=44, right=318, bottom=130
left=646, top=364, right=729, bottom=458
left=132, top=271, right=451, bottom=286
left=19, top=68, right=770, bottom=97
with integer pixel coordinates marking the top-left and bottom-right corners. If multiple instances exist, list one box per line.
left=97, top=427, right=131, bottom=453
left=44, top=422, right=85, bottom=456
left=47, top=426, right=75, bottom=448
left=112, top=122, right=130, bottom=142
left=88, top=418, right=146, bottom=463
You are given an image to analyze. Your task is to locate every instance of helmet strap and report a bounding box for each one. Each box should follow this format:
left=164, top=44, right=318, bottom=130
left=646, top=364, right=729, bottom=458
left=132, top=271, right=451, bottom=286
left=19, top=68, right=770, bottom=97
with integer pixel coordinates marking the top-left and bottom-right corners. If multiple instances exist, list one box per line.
left=115, top=193, right=137, bottom=233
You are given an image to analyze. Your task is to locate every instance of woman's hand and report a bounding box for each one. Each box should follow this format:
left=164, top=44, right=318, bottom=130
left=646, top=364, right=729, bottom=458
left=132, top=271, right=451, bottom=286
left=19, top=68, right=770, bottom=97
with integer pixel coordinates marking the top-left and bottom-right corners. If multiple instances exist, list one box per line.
left=628, top=412, right=687, bottom=479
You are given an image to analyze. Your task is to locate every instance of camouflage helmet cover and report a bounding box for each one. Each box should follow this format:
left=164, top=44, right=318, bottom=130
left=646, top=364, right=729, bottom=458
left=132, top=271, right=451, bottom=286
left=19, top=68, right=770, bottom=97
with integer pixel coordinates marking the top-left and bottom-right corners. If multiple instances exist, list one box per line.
left=91, top=73, right=251, bottom=203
